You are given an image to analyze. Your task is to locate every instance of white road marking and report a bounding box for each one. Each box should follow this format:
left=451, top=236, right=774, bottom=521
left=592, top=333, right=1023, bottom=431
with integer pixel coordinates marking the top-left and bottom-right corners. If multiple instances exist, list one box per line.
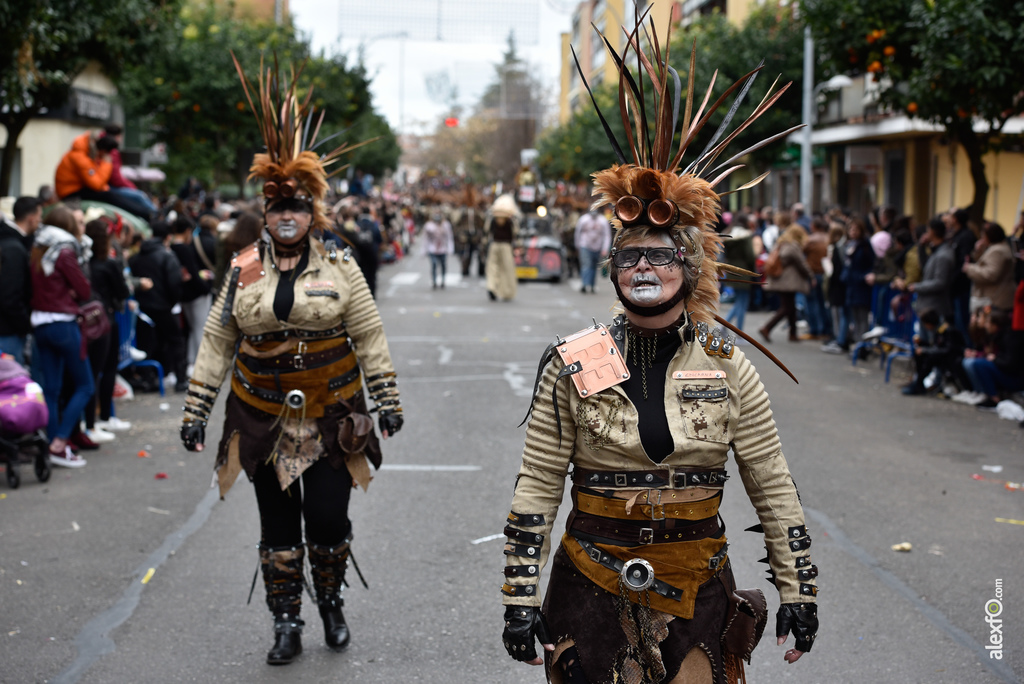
left=400, top=374, right=505, bottom=384
left=503, top=363, right=535, bottom=398
left=470, top=533, right=505, bottom=545
left=380, top=464, right=482, bottom=472
left=438, top=345, right=453, bottom=365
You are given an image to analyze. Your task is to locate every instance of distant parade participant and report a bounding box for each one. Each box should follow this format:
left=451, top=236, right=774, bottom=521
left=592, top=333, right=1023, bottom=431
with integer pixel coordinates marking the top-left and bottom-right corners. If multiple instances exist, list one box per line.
left=180, top=58, right=403, bottom=666
left=486, top=193, right=520, bottom=301
left=500, top=23, right=818, bottom=684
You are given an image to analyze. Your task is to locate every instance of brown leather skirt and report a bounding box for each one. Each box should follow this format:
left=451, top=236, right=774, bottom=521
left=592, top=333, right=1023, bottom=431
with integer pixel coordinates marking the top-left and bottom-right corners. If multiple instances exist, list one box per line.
left=542, top=544, right=732, bottom=684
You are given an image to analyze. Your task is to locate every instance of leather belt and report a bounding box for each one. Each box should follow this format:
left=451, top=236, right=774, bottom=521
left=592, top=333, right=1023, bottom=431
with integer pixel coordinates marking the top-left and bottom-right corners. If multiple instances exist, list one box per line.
left=572, top=467, right=729, bottom=489
left=238, top=341, right=352, bottom=373
left=570, top=512, right=722, bottom=546
left=232, top=364, right=361, bottom=404
left=575, top=538, right=684, bottom=602
left=243, top=325, right=346, bottom=344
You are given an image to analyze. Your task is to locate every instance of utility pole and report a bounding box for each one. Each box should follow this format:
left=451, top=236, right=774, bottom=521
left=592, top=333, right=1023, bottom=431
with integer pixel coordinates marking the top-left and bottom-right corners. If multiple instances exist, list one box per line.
left=800, top=26, right=814, bottom=209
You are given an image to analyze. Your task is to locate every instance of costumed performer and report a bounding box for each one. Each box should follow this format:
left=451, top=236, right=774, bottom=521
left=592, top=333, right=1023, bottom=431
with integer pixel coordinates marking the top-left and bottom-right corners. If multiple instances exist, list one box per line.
left=500, top=16, right=818, bottom=684
left=180, top=56, right=403, bottom=666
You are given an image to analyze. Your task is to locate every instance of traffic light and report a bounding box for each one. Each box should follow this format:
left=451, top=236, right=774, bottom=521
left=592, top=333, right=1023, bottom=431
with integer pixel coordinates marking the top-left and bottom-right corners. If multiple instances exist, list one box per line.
left=444, top=117, right=459, bottom=127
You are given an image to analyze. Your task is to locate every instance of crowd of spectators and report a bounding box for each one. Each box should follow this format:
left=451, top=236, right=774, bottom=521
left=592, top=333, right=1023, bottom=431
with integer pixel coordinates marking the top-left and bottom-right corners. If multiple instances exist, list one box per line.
left=718, top=202, right=1024, bottom=422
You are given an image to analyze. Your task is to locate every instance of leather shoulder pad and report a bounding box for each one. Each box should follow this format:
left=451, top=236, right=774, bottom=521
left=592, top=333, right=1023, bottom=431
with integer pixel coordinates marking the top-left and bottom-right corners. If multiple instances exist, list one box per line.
left=554, top=322, right=629, bottom=397
left=231, top=242, right=265, bottom=290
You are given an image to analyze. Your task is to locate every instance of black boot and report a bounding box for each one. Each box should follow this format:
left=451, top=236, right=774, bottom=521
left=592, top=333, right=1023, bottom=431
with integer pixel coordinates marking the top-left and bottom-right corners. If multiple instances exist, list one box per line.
left=261, top=545, right=306, bottom=665
left=308, top=537, right=352, bottom=651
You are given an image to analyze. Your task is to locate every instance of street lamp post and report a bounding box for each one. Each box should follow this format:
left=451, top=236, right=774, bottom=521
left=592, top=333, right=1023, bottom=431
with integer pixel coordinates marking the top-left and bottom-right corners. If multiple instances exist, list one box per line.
left=800, top=27, right=853, bottom=210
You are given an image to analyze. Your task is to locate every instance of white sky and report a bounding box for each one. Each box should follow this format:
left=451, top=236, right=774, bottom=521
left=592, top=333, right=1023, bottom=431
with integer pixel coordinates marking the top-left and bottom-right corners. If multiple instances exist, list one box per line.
left=290, top=0, right=573, bottom=135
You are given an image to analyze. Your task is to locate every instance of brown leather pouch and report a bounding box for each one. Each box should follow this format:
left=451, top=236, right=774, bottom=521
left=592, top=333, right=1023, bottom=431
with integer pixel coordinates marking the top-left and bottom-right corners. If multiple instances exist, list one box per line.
left=720, top=567, right=768, bottom=663
left=337, top=413, right=373, bottom=454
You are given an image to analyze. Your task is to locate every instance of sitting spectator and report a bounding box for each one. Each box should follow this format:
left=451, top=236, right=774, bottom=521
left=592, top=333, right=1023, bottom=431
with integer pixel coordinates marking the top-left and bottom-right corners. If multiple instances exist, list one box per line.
left=902, top=309, right=968, bottom=396
left=759, top=224, right=813, bottom=343
left=129, top=221, right=186, bottom=392
left=0, top=197, right=43, bottom=365
left=962, top=310, right=1024, bottom=408
left=55, top=131, right=152, bottom=221
left=100, top=124, right=158, bottom=218
left=29, top=207, right=94, bottom=467
left=964, top=222, right=1015, bottom=315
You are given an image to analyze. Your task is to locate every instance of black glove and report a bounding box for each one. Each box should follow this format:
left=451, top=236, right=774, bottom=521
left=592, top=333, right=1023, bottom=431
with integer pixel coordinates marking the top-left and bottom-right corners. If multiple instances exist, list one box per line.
left=502, top=605, right=551, bottom=662
left=180, top=421, right=205, bottom=452
left=776, top=602, right=818, bottom=652
left=379, top=411, right=403, bottom=437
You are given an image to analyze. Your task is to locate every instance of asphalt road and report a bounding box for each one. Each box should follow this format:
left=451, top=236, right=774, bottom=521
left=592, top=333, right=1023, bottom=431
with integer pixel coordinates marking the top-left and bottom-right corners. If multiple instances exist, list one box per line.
left=2, top=250, right=1022, bottom=684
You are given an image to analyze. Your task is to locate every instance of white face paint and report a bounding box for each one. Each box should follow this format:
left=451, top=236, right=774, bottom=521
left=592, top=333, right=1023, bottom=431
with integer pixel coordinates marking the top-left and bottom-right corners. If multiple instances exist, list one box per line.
left=273, top=219, right=300, bottom=241
left=627, top=272, right=664, bottom=304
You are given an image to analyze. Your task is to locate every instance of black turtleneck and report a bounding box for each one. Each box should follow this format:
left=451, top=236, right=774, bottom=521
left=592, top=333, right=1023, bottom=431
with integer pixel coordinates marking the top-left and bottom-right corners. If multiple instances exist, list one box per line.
left=620, top=330, right=681, bottom=463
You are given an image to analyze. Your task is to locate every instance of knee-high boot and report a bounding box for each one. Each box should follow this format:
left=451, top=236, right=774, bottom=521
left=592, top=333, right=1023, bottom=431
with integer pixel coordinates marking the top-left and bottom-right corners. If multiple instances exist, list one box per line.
left=261, top=545, right=305, bottom=665
left=307, top=537, right=351, bottom=650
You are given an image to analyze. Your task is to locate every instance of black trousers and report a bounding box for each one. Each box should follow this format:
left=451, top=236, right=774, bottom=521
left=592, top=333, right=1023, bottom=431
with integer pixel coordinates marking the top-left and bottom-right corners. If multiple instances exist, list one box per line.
left=252, top=456, right=353, bottom=548
left=763, top=292, right=798, bottom=338
left=84, top=320, right=118, bottom=428
left=137, top=309, right=186, bottom=384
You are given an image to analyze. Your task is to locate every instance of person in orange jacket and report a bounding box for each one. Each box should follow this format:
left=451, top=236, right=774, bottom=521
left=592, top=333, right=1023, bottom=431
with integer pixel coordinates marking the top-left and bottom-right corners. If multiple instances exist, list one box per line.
left=55, top=132, right=152, bottom=222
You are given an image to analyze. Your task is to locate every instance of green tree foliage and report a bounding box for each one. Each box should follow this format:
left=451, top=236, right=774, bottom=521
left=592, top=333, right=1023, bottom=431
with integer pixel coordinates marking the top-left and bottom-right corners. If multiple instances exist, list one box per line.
left=801, top=0, right=1024, bottom=221
left=537, top=5, right=804, bottom=183
left=117, top=2, right=399, bottom=192
left=0, top=0, right=178, bottom=195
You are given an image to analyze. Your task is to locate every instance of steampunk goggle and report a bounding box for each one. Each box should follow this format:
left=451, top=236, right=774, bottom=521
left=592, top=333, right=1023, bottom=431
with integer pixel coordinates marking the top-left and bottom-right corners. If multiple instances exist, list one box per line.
left=614, top=195, right=679, bottom=228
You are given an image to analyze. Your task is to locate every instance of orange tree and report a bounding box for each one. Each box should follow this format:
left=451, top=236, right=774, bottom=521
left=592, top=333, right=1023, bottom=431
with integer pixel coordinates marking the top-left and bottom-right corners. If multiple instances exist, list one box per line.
left=801, top=0, right=1024, bottom=222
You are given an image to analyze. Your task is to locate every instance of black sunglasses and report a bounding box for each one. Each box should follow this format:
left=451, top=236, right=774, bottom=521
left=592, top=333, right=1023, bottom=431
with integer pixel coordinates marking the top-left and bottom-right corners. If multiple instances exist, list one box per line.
left=610, top=246, right=682, bottom=269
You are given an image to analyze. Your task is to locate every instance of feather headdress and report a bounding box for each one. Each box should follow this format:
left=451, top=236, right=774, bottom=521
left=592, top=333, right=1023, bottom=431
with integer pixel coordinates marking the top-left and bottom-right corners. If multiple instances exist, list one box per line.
left=575, top=11, right=801, bottom=327
left=232, top=53, right=373, bottom=232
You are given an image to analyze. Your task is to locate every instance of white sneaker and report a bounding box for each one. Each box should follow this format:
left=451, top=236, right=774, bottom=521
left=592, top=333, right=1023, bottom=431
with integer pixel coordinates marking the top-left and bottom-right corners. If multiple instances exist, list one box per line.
left=97, top=417, right=132, bottom=431
left=50, top=446, right=87, bottom=468
left=129, top=347, right=147, bottom=361
left=164, top=372, right=177, bottom=387
left=85, top=428, right=116, bottom=444
left=862, top=325, right=887, bottom=341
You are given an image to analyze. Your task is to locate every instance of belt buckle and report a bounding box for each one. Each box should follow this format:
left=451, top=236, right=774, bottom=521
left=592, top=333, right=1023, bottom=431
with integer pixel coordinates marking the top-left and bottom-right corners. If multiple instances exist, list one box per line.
left=614, top=473, right=627, bottom=487
left=708, top=471, right=718, bottom=485
left=639, top=528, right=653, bottom=544
left=649, top=490, right=665, bottom=521
left=293, top=340, right=307, bottom=369
left=587, top=545, right=602, bottom=563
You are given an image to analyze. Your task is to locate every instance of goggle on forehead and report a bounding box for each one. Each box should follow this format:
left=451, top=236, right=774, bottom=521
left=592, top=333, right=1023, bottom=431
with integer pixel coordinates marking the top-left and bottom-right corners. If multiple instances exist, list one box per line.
left=610, top=246, right=686, bottom=269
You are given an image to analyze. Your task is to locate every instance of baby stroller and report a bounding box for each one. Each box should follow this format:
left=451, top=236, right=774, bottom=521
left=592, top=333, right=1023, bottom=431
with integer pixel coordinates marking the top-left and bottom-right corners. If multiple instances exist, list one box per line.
left=0, top=356, right=51, bottom=488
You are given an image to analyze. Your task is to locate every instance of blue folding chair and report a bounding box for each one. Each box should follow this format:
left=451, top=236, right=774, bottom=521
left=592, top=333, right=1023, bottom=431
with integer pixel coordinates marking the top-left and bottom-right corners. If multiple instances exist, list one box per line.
left=115, top=307, right=165, bottom=397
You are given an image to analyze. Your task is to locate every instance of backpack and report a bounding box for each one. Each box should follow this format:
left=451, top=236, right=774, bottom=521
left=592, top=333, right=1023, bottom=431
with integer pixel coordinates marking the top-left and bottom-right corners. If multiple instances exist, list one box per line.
left=764, top=246, right=784, bottom=279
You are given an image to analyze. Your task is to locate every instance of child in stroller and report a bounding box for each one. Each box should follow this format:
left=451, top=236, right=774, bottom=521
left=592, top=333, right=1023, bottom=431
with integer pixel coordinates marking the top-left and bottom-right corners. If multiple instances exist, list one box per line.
left=0, top=354, right=51, bottom=488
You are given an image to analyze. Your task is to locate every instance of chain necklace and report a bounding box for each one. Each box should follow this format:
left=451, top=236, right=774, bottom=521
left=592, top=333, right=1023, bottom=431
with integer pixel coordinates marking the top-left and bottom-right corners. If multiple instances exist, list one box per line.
left=627, top=330, right=658, bottom=400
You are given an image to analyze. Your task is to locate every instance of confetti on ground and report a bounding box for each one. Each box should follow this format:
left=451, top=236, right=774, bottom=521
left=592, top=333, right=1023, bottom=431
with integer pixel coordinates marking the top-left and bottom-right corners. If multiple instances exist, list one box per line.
left=147, top=507, right=170, bottom=515
left=154, top=472, right=168, bottom=480
left=891, top=542, right=912, bottom=552
left=137, top=450, right=150, bottom=458
left=71, top=521, right=80, bottom=531
left=141, top=568, right=155, bottom=584
left=0, top=493, right=6, bottom=499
